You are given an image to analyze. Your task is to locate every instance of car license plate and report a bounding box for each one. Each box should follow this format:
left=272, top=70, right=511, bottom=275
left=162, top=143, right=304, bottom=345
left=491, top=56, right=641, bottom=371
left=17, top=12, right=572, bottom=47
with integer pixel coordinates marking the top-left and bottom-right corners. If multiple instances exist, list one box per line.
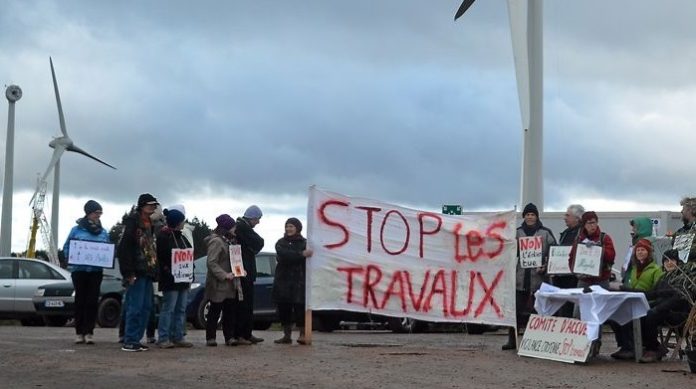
left=44, top=300, right=64, bottom=308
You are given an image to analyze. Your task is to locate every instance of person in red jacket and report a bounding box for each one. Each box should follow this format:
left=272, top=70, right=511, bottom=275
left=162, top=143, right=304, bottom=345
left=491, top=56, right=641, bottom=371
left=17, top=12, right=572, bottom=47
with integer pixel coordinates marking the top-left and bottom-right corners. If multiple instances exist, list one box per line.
left=567, top=211, right=615, bottom=357
left=568, top=211, right=616, bottom=289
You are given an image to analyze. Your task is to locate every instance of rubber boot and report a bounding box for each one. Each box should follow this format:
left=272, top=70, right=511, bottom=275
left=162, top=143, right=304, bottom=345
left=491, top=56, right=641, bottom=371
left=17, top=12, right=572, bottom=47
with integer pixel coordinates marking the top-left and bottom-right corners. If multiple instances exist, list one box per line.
left=274, top=324, right=292, bottom=344
left=297, top=327, right=308, bottom=345
left=501, top=328, right=516, bottom=350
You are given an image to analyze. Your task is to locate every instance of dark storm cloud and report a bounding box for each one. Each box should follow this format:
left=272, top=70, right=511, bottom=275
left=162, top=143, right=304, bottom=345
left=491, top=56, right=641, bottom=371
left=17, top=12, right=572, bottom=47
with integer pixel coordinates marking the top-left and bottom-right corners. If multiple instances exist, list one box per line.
left=2, top=0, right=696, bottom=214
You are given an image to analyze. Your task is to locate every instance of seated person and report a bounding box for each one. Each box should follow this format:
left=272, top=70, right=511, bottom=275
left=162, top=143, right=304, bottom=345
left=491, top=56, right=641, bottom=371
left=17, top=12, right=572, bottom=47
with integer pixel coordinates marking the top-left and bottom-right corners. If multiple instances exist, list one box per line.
left=608, top=239, right=663, bottom=360
left=638, top=249, right=691, bottom=362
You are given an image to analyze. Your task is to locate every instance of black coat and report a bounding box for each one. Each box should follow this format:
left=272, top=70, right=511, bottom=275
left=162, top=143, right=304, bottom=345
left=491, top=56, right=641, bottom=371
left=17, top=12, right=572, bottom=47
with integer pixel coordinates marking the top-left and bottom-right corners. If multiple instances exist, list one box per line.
left=117, top=210, right=158, bottom=280
left=235, top=217, right=265, bottom=282
left=156, top=227, right=193, bottom=291
left=272, top=235, right=306, bottom=304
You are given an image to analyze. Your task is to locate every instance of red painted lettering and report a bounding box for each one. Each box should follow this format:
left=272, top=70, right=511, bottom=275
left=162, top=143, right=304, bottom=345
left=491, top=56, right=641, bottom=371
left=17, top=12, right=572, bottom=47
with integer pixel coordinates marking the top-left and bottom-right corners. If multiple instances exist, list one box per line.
left=473, top=270, right=504, bottom=318
left=363, top=264, right=383, bottom=308
left=319, top=200, right=349, bottom=249
left=381, top=270, right=406, bottom=311
left=418, top=212, right=442, bottom=258
left=337, top=266, right=363, bottom=303
left=423, top=269, right=448, bottom=315
left=379, top=210, right=410, bottom=255
left=356, top=206, right=381, bottom=253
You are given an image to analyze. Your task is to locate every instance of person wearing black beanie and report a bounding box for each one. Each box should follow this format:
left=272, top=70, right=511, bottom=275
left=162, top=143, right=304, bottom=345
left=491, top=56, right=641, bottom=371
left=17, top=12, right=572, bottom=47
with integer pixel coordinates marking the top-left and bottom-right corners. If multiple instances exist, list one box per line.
left=502, top=203, right=557, bottom=351
left=63, top=200, right=111, bottom=345
left=273, top=218, right=313, bottom=345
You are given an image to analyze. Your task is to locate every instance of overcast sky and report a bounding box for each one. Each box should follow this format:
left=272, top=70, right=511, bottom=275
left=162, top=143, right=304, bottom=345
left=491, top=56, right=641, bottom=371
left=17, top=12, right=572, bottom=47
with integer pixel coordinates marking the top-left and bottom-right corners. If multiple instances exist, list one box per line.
left=1, top=0, right=695, bottom=252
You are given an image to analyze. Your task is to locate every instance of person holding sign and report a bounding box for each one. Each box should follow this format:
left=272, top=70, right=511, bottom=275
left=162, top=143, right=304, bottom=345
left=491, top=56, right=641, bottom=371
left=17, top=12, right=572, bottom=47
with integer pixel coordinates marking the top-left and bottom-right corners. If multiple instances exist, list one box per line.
left=63, top=200, right=111, bottom=345
left=503, top=203, right=557, bottom=350
left=273, top=218, right=313, bottom=345
left=232, top=205, right=265, bottom=345
left=568, top=211, right=615, bottom=356
left=608, top=238, right=663, bottom=360
left=204, top=214, right=241, bottom=346
left=156, top=207, right=194, bottom=348
left=672, top=197, right=696, bottom=263
left=550, top=204, right=584, bottom=318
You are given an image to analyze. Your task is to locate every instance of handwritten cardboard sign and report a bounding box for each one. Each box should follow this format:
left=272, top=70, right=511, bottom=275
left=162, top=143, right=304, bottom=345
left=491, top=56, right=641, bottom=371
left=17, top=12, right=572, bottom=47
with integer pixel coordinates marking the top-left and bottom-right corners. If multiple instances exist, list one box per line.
left=672, top=232, right=694, bottom=263
left=518, top=314, right=592, bottom=363
left=306, top=187, right=517, bottom=328
left=229, top=244, right=246, bottom=277
left=68, top=240, right=115, bottom=268
left=519, top=236, right=543, bottom=268
left=547, top=246, right=572, bottom=275
left=171, top=248, right=194, bottom=283
left=572, top=244, right=603, bottom=277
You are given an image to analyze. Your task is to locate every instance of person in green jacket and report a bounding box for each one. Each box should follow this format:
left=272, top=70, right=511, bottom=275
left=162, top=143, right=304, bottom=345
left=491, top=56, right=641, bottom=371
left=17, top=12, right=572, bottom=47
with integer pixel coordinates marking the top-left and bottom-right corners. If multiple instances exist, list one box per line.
left=610, top=239, right=663, bottom=360
left=622, top=217, right=654, bottom=285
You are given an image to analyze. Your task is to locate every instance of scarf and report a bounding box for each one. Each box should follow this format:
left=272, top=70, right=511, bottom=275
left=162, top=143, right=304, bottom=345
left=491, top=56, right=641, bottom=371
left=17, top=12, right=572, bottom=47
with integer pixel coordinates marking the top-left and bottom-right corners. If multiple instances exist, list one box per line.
left=78, top=217, right=103, bottom=235
left=521, top=220, right=542, bottom=237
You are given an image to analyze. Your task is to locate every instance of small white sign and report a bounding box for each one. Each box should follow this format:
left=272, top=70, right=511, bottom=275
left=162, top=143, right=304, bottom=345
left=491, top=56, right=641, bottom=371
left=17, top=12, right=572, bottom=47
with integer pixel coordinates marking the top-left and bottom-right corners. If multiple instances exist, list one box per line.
left=547, top=246, right=572, bottom=275
left=68, top=240, right=115, bottom=268
left=229, top=244, right=247, bottom=277
left=673, top=232, right=694, bottom=263
left=573, top=244, right=603, bottom=277
left=171, top=248, right=194, bottom=283
left=518, top=314, right=592, bottom=363
left=519, top=236, right=543, bottom=268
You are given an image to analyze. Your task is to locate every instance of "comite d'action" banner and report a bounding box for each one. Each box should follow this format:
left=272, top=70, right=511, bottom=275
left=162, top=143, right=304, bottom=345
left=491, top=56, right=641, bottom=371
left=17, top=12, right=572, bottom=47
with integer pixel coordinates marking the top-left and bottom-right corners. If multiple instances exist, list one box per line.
left=306, top=187, right=517, bottom=328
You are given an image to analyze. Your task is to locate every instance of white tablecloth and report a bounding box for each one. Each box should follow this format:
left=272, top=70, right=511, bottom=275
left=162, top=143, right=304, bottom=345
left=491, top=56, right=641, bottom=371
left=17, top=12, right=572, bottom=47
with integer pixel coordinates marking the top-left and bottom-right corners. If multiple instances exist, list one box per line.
left=534, top=283, right=650, bottom=340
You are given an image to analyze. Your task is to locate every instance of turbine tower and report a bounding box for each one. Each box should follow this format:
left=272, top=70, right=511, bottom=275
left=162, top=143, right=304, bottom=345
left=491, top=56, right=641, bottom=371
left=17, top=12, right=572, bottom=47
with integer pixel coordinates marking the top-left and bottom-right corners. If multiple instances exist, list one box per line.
left=1, top=85, right=22, bottom=256
left=37, top=58, right=116, bottom=248
left=456, top=0, right=544, bottom=210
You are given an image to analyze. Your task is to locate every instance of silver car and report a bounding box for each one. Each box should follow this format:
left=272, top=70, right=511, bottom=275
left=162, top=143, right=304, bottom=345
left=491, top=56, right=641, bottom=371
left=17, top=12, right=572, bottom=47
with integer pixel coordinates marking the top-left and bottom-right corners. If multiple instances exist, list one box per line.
left=0, top=257, right=71, bottom=325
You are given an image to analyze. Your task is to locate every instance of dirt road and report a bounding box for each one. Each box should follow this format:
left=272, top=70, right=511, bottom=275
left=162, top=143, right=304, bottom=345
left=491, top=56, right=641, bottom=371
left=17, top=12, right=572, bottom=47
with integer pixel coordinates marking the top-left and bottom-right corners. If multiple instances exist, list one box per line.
left=0, top=326, right=693, bottom=388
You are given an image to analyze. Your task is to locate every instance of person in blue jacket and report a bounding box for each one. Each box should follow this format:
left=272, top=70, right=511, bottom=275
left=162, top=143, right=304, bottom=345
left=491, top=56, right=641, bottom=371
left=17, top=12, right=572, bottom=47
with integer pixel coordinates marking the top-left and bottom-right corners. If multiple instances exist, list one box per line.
left=63, top=200, right=111, bottom=344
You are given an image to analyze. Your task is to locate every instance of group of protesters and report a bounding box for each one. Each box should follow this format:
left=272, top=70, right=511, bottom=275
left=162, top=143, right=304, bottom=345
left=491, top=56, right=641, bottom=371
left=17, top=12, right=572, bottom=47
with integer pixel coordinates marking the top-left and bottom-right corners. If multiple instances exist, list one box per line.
left=63, top=192, right=313, bottom=352
left=508, top=198, right=696, bottom=363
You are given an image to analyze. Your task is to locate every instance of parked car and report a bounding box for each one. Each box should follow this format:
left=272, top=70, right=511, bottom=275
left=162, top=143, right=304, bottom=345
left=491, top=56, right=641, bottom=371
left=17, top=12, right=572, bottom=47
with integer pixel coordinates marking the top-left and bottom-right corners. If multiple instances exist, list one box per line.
left=187, top=253, right=278, bottom=330
left=0, top=257, right=72, bottom=326
left=32, top=263, right=126, bottom=327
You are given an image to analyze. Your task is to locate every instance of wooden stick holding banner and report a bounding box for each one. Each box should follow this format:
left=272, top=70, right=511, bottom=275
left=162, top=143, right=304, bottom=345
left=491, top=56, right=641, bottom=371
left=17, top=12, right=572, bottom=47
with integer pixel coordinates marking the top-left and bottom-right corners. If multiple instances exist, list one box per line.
left=68, top=241, right=115, bottom=268
left=547, top=246, right=572, bottom=275
left=519, top=236, right=543, bottom=268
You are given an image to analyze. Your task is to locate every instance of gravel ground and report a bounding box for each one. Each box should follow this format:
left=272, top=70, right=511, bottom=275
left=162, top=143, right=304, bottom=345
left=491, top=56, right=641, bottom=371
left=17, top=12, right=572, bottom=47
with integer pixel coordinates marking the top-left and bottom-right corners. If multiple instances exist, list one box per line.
left=0, top=326, right=694, bottom=388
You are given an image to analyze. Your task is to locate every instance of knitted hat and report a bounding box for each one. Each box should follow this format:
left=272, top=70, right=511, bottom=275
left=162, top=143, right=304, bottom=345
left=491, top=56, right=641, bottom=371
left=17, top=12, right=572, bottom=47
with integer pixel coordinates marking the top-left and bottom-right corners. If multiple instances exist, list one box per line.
left=168, top=204, right=186, bottom=215
left=581, top=211, right=598, bottom=223
left=83, top=200, right=102, bottom=215
left=634, top=238, right=652, bottom=253
left=216, top=214, right=236, bottom=231
left=243, top=205, right=263, bottom=219
left=285, top=217, right=303, bottom=233
left=663, top=249, right=679, bottom=262
left=137, top=193, right=159, bottom=208
left=522, top=203, right=539, bottom=217
left=163, top=208, right=185, bottom=228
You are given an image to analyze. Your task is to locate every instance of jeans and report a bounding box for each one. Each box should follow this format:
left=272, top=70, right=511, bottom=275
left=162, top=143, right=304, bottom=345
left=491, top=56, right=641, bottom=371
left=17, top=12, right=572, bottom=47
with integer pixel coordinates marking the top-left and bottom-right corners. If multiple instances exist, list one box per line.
left=158, top=289, right=189, bottom=342
left=71, top=271, right=103, bottom=335
left=123, top=277, right=154, bottom=345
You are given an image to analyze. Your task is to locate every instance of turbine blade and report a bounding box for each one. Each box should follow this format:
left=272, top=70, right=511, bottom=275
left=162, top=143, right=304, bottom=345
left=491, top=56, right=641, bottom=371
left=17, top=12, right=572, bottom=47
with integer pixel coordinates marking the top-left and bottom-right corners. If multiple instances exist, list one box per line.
left=454, top=0, right=476, bottom=20
left=40, top=144, right=67, bottom=183
left=66, top=144, right=117, bottom=170
left=49, top=57, right=68, bottom=137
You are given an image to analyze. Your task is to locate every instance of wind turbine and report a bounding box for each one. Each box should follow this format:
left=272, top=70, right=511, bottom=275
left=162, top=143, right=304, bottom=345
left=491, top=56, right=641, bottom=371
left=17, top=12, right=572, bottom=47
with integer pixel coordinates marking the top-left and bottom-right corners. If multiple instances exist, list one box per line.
left=36, top=57, right=116, bottom=249
left=1, top=85, right=23, bottom=256
left=455, top=0, right=543, bottom=210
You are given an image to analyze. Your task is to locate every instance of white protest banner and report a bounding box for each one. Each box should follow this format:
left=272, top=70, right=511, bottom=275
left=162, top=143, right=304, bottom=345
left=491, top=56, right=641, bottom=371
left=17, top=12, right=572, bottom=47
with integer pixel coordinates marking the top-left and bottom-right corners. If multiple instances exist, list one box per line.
left=518, top=236, right=543, bottom=268
left=518, top=314, right=592, bottom=363
left=229, top=244, right=246, bottom=277
left=306, top=187, right=517, bottom=328
left=68, top=240, right=115, bottom=268
left=672, top=232, right=694, bottom=263
left=547, top=246, right=572, bottom=275
left=572, top=244, right=602, bottom=277
left=171, top=248, right=194, bottom=283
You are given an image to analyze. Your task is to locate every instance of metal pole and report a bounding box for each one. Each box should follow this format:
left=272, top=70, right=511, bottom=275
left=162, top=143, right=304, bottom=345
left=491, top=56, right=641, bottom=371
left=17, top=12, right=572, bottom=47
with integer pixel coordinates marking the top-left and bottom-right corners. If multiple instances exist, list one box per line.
left=520, top=0, right=543, bottom=210
left=1, top=85, right=22, bottom=256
